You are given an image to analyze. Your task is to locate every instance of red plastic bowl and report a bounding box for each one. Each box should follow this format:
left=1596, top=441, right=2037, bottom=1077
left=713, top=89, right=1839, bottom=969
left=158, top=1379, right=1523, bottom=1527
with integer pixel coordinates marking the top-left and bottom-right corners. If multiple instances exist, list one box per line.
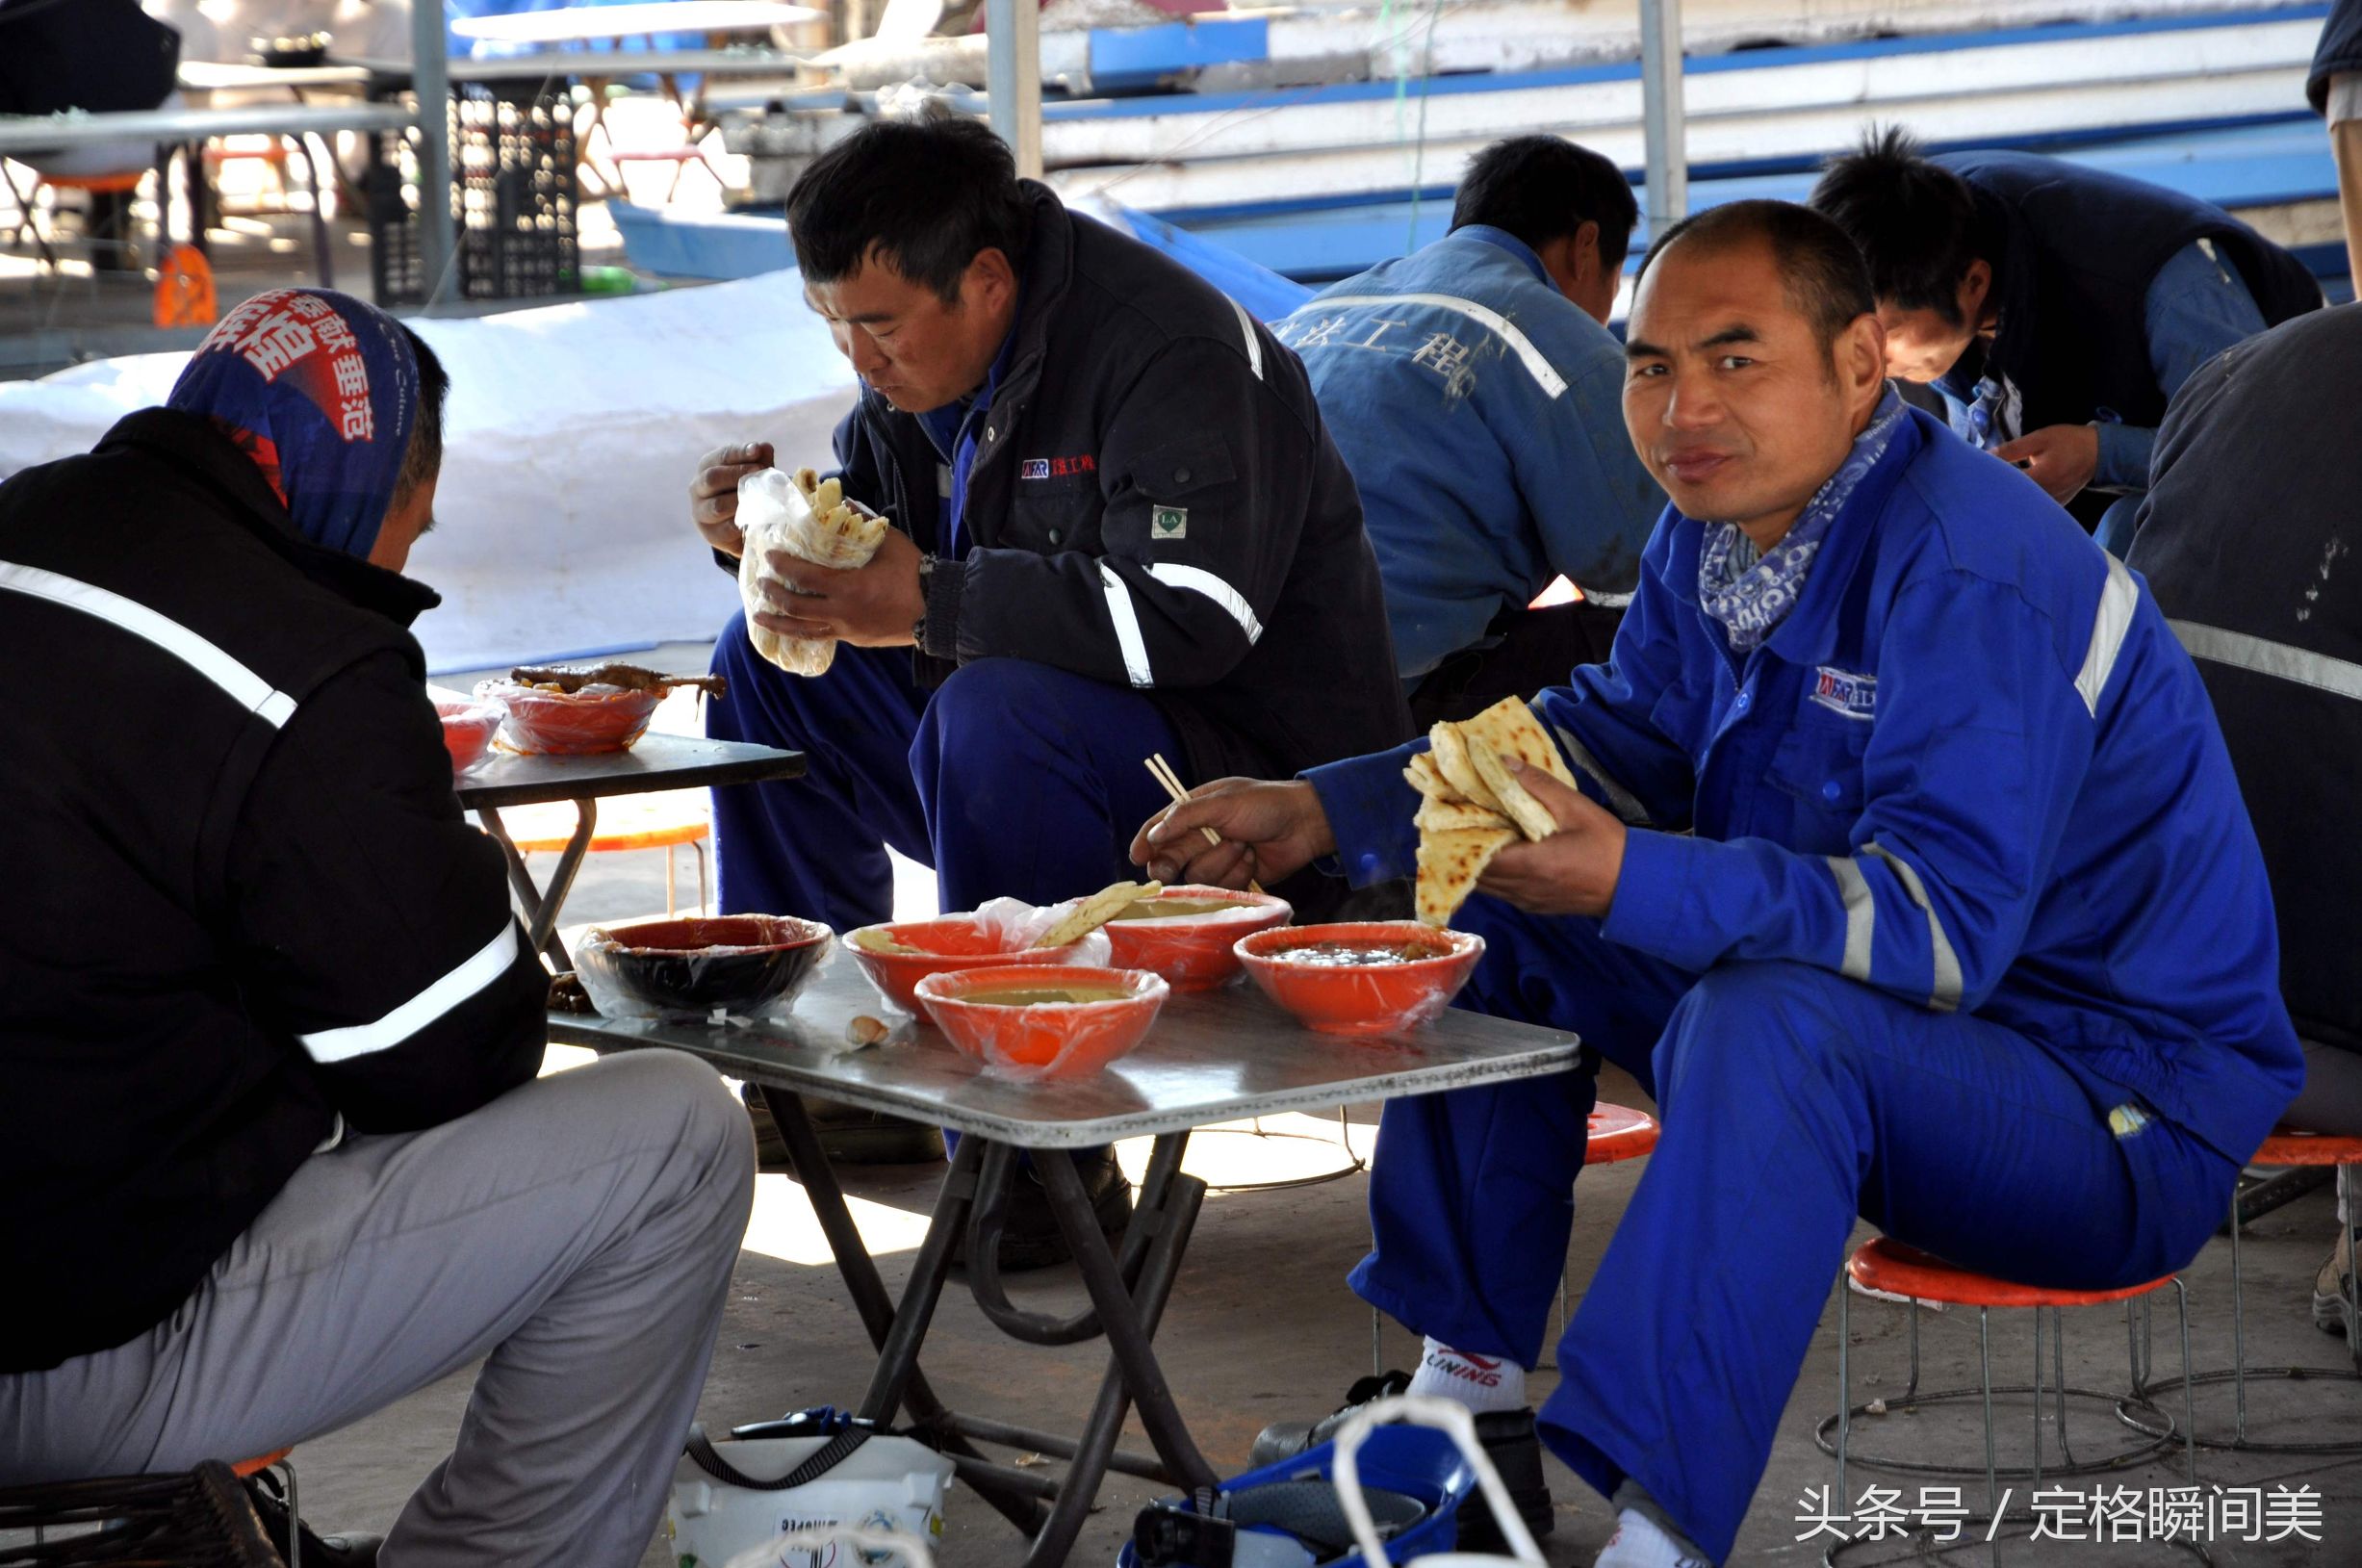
left=845, top=916, right=1095, bottom=1012
left=1100, top=885, right=1293, bottom=991
left=1235, top=921, right=1485, bottom=1037
left=436, top=700, right=500, bottom=776
left=481, top=680, right=663, bottom=755
left=915, top=964, right=1169, bottom=1080
left=578, top=913, right=833, bottom=1019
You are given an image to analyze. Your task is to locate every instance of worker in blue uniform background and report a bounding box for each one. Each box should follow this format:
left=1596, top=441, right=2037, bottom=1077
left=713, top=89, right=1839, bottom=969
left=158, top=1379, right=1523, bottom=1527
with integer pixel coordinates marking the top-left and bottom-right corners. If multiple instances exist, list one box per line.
left=1135, top=200, right=2302, bottom=1567
left=1276, top=136, right=1664, bottom=726
left=1810, top=125, right=2320, bottom=545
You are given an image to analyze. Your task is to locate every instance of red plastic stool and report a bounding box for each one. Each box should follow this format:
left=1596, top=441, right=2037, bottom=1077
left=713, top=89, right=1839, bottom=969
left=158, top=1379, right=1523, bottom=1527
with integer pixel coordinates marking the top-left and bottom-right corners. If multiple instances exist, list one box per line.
left=2131, top=1127, right=2362, bottom=1453
left=1820, top=1238, right=2195, bottom=1563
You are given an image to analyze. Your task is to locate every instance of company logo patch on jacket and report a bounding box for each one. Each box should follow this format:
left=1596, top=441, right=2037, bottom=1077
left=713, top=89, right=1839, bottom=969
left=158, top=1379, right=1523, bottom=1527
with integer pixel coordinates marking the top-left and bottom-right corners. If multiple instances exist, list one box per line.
left=1020, top=454, right=1096, bottom=480
left=1809, top=666, right=1877, bottom=722
left=1152, top=506, right=1188, bottom=540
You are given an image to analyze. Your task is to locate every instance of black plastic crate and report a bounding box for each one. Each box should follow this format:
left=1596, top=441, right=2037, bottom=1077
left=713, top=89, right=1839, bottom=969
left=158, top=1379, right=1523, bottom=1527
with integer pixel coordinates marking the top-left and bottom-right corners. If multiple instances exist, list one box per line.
left=367, top=81, right=580, bottom=305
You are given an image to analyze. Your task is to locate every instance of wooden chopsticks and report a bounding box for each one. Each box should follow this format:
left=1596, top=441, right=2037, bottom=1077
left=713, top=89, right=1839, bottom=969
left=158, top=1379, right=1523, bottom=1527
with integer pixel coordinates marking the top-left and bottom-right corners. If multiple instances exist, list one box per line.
left=1143, top=753, right=1263, bottom=896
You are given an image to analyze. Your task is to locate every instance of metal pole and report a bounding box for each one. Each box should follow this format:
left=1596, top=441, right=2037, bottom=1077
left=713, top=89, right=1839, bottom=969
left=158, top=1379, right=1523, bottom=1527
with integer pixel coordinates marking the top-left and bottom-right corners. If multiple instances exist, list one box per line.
left=1638, top=0, right=1687, bottom=231
left=410, top=0, right=456, bottom=304
left=986, top=0, right=1043, bottom=180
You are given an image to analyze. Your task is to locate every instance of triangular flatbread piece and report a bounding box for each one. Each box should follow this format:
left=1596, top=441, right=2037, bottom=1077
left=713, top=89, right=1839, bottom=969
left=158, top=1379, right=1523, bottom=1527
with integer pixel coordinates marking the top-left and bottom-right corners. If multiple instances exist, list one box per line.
left=1457, top=698, right=1577, bottom=789
left=1416, top=826, right=1516, bottom=928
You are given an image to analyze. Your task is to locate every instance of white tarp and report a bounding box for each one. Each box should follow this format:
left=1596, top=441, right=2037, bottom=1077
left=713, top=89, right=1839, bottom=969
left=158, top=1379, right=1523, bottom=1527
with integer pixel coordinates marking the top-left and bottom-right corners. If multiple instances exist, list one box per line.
left=0, top=270, right=860, bottom=673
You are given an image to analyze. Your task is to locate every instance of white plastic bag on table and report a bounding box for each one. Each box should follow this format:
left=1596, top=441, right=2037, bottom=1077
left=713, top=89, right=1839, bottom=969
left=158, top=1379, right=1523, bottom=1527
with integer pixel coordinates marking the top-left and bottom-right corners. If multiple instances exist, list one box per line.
left=968, top=895, right=1114, bottom=967
left=1332, top=1396, right=1548, bottom=1568
left=737, top=467, right=889, bottom=678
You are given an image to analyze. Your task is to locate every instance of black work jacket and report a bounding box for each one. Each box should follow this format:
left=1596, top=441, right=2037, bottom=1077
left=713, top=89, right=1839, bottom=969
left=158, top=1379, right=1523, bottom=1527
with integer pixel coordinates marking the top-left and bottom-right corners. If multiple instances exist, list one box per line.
left=835, top=183, right=1412, bottom=784
left=0, top=410, right=546, bottom=1373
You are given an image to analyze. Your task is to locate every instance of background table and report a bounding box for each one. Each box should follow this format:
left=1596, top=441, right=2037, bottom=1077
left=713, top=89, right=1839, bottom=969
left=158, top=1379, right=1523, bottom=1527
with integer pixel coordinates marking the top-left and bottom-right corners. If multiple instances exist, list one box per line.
left=450, top=2, right=822, bottom=46
left=553, top=948, right=1583, bottom=1566
left=458, top=733, right=804, bottom=964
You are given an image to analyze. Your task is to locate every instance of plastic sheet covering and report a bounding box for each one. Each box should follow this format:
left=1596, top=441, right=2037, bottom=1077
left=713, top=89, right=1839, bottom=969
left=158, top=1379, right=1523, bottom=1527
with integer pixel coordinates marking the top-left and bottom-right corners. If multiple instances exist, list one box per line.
left=736, top=467, right=888, bottom=677
left=475, top=678, right=663, bottom=754
left=0, top=270, right=860, bottom=673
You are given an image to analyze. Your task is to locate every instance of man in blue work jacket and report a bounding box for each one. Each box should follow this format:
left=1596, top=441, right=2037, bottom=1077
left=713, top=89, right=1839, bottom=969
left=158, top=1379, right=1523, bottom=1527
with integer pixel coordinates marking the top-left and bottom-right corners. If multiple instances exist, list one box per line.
left=1135, top=200, right=2301, bottom=1567
left=1810, top=125, right=2320, bottom=544
left=1276, top=137, right=1664, bottom=726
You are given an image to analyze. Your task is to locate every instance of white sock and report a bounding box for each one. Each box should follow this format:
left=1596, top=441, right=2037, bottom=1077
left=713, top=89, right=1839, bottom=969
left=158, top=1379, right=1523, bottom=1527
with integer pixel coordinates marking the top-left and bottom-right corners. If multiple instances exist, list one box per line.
left=1402, top=1336, right=1526, bottom=1415
left=1594, top=1507, right=1709, bottom=1568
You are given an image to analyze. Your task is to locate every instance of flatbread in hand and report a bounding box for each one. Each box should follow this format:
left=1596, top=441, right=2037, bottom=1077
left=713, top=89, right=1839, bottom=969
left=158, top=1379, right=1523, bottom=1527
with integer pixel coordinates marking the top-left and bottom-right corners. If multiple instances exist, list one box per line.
left=1415, top=795, right=1514, bottom=835
left=1456, top=698, right=1577, bottom=789
left=1428, top=721, right=1502, bottom=812
left=1469, top=740, right=1560, bottom=842
left=1416, top=827, right=1516, bottom=928
left=1036, top=879, right=1163, bottom=948
left=1403, top=752, right=1464, bottom=803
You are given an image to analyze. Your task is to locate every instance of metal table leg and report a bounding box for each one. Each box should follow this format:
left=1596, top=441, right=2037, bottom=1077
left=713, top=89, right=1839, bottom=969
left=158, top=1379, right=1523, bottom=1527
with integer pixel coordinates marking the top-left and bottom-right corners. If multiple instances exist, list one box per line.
left=295, top=133, right=335, bottom=288
left=758, top=1087, right=1046, bottom=1534
left=1038, top=1136, right=1221, bottom=1495
left=475, top=800, right=594, bottom=969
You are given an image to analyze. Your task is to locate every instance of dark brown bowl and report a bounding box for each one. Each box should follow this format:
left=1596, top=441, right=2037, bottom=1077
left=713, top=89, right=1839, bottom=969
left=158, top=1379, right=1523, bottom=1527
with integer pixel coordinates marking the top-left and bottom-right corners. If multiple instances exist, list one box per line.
left=578, top=914, right=832, bottom=1019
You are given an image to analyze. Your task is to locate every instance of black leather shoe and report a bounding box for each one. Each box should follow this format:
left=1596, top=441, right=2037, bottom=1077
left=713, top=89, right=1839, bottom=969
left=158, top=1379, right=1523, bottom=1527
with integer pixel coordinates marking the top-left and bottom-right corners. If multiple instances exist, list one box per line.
left=1247, top=1373, right=1553, bottom=1552
left=244, top=1476, right=384, bottom=1566
left=957, top=1147, right=1135, bottom=1273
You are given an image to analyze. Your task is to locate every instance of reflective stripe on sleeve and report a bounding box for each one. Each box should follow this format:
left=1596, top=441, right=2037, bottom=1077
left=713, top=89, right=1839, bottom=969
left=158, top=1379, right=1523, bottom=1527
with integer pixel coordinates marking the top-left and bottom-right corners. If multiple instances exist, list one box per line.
left=1824, top=856, right=1875, bottom=984
left=1228, top=296, right=1265, bottom=381
left=1144, top=563, right=1264, bottom=644
left=0, top=560, right=297, bottom=728
left=1864, top=842, right=1964, bottom=1013
left=1098, top=561, right=1154, bottom=687
left=2075, top=553, right=2140, bottom=717
left=2169, top=620, right=2362, bottom=703
left=298, top=923, right=522, bottom=1064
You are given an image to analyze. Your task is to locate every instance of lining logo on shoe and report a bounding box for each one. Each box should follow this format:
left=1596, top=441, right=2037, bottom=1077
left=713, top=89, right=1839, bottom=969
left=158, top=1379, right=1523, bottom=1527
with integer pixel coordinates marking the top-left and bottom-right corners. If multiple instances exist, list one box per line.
left=1809, top=666, right=1877, bottom=722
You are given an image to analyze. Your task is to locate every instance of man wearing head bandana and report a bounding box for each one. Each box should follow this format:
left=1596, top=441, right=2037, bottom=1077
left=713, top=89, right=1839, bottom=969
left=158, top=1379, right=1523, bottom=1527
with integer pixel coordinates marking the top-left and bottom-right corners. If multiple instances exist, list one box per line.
left=0, top=290, right=756, bottom=1568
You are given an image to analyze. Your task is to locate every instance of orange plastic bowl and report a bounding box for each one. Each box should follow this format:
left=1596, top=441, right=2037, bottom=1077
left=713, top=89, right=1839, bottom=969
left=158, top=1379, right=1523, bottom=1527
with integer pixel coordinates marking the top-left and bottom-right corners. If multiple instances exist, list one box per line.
left=844, top=916, right=1095, bottom=1013
left=1100, top=885, right=1294, bottom=991
left=481, top=681, right=663, bottom=756
left=436, top=700, right=500, bottom=776
left=1235, top=921, right=1485, bottom=1037
left=915, top=964, right=1169, bottom=1080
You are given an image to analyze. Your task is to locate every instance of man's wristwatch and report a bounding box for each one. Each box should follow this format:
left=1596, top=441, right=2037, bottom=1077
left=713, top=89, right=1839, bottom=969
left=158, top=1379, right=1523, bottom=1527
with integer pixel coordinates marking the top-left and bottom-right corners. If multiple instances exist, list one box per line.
left=911, top=552, right=937, bottom=649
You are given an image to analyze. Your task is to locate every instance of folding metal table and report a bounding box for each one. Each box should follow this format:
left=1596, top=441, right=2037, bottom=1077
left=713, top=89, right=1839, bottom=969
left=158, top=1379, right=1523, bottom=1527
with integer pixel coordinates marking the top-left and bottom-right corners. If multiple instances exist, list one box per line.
left=550, top=948, right=1583, bottom=1567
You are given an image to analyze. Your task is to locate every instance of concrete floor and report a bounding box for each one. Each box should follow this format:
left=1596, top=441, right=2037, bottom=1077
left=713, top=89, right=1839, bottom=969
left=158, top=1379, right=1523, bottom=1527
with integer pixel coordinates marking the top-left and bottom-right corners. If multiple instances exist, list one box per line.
left=290, top=668, right=2362, bottom=1567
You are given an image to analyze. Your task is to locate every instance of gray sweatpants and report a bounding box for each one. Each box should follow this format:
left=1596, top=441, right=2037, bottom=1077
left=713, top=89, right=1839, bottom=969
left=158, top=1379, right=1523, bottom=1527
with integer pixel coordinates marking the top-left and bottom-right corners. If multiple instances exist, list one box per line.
left=3, top=1049, right=756, bottom=1568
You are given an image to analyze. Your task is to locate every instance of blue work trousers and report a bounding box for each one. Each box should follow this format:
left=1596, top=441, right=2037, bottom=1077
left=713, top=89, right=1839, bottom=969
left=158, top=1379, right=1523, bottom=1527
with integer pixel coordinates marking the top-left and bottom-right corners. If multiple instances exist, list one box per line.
left=705, top=616, right=1183, bottom=931
left=1350, top=897, right=2238, bottom=1564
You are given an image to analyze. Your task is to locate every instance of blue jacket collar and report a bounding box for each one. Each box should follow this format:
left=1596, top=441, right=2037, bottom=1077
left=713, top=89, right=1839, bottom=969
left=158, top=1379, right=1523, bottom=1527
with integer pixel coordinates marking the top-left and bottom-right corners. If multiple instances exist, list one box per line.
left=1452, top=225, right=1553, bottom=287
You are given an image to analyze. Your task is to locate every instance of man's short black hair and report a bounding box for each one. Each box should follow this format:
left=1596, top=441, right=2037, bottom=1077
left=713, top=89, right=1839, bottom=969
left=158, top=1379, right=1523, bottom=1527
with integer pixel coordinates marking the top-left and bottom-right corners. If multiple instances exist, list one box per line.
left=1808, top=125, right=1982, bottom=326
left=785, top=111, right=1032, bottom=304
left=396, top=323, right=448, bottom=504
left=1451, top=136, right=1639, bottom=270
left=1635, top=198, right=1876, bottom=349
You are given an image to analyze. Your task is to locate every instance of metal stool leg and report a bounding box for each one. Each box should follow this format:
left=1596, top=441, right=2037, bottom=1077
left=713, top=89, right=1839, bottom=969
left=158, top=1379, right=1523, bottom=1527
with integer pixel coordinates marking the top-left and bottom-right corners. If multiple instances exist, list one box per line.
left=2174, top=1278, right=2197, bottom=1484
left=2231, top=1188, right=2248, bottom=1443
left=664, top=842, right=678, bottom=917
left=1836, top=1271, right=1851, bottom=1513
left=2344, top=1167, right=2360, bottom=1371
left=2031, top=1304, right=2044, bottom=1488
left=1978, top=1306, right=1997, bottom=1519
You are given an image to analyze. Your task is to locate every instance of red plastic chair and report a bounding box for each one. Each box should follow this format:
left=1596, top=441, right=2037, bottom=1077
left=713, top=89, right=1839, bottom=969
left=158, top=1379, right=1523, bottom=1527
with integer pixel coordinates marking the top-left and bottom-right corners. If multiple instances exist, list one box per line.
left=2130, top=1127, right=2362, bottom=1452
left=1821, top=1237, right=2195, bottom=1564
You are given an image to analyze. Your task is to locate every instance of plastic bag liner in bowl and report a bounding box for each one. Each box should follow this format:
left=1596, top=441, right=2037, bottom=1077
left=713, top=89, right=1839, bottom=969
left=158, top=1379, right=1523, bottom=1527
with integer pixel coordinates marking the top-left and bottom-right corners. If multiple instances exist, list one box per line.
left=576, top=914, right=833, bottom=1024
left=914, top=964, right=1168, bottom=1081
left=844, top=895, right=1114, bottom=1015
left=436, top=700, right=501, bottom=777
left=476, top=678, right=663, bottom=756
